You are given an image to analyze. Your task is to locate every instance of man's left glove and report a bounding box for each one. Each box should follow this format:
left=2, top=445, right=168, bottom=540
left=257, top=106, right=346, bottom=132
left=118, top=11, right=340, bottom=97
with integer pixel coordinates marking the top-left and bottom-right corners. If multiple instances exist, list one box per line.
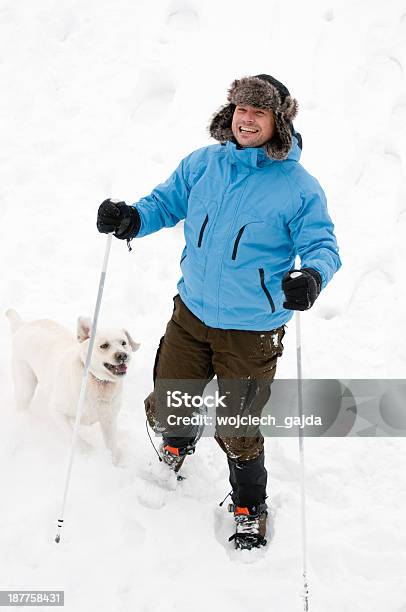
left=282, top=268, right=322, bottom=311
left=97, top=199, right=141, bottom=240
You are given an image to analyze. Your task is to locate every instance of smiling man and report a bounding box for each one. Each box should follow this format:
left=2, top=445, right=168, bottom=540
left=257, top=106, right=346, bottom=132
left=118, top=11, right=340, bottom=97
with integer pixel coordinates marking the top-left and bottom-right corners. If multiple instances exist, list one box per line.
left=232, top=103, right=276, bottom=147
left=96, top=74, right=341, bottom=550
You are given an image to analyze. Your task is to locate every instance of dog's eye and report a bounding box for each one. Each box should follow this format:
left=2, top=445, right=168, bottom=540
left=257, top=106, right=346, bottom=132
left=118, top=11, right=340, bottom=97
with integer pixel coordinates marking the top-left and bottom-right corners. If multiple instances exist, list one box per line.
left=100, top=343, right=110, bottom=349
left=121, top=341, right=127, bottom=346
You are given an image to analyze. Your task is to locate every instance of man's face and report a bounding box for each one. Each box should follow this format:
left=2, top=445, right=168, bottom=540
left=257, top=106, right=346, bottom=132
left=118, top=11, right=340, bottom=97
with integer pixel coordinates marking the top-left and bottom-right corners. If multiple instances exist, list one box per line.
left=231, top=104, right=275, bottom=148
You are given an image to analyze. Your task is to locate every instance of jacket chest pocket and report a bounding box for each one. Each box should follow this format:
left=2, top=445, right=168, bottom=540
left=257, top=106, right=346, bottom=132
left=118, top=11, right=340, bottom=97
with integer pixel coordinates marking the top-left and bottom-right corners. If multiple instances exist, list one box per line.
left=197, top=214, right=209, bottom=247
left=231, top=225, right=247, bottom=260
left=185, top=194, right=217, bottom=250
left=229, top=216, right=273, bottom=264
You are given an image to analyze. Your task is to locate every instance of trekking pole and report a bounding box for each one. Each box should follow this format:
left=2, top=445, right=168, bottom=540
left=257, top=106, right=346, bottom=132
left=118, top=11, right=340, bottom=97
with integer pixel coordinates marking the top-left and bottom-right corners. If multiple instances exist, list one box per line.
left=293, top=299, right=310, bottom=611
left=54, top=233, right=113, bottom=543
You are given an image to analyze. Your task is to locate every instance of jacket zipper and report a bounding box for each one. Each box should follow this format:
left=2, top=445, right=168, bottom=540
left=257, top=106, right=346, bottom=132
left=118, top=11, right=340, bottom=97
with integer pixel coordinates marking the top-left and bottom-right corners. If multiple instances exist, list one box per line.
left=198, top=214, right=209, bottom=247
left=231, top=225, right=246, bottom=260
left=180, top=253, right=187, bottom=264
left=259, top=268, right=275, bottom=313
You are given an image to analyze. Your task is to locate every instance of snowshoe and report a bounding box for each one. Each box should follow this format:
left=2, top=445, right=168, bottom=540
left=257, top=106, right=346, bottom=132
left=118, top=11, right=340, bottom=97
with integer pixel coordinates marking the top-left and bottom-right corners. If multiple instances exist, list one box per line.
left=228, top=503, right=268, bottom=550
left=159, top=443, right=195, bottom=478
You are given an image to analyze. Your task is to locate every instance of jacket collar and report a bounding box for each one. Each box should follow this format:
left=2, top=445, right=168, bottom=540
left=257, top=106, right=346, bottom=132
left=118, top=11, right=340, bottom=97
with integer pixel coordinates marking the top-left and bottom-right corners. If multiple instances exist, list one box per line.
left=225, top=135, right=301, bottom=169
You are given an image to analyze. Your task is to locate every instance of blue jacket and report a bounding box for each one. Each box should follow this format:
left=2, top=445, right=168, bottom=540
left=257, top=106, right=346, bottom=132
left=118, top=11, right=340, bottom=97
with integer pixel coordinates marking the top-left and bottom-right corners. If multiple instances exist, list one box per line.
left=133, top=137, right=341, bottom=330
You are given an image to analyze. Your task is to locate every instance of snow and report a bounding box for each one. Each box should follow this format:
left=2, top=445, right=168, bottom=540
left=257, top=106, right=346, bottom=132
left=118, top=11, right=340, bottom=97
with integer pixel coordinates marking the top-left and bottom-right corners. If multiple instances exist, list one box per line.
left=1, top=0, right=406, bottom=610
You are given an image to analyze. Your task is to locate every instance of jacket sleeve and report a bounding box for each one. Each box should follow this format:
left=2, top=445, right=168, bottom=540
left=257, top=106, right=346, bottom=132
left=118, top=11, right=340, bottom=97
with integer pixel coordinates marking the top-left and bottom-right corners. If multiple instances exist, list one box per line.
left=131, top=158, right=190, bottom=238
left=287, top=182, right=341, bottom=289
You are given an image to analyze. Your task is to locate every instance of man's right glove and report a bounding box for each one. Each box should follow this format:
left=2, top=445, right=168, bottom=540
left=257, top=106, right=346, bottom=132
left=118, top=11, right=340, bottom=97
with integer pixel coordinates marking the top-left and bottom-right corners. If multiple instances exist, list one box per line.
left=97, top=199, right=141, bottom=240
left=282, top=268, right=322, bottom=311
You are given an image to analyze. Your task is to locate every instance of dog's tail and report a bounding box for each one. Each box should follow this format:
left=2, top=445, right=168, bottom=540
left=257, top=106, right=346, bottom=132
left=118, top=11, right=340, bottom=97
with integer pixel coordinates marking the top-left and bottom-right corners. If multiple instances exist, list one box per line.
left=5, top=308, right=24, bottom=333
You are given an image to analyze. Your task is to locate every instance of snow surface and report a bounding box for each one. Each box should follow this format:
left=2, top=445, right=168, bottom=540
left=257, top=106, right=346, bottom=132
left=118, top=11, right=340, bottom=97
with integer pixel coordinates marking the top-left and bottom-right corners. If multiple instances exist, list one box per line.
left=1, top=0, right=406, bottom=610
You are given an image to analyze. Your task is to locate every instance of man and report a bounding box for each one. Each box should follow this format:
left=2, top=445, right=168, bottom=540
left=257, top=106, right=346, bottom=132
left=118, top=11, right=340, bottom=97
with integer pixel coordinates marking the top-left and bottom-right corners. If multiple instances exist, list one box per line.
left=97, top=74, right=341, bottom=550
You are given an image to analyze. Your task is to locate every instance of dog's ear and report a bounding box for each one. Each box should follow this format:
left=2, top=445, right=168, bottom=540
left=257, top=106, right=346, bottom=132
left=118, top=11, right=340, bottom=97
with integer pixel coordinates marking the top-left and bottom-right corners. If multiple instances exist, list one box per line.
left=77, top=316, right=92, bottom=342
left=123, top=329, right=140, bottom=352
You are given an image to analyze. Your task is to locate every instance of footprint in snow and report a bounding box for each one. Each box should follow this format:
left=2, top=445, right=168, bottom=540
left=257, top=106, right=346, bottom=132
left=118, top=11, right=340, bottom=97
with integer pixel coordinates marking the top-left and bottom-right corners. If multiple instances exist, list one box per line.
left=136, top=478, right=169, bottom=510
left=136, top=461, right=180, bottom=509
left=322, top=8, right=334, bottom=22
left=166, top=6, right=199, bottom=32
left=316, top=305, right=342, bottom=320
left=130, top=71, right=176, bottom=125
left=120, top=516, right=146, bottom=544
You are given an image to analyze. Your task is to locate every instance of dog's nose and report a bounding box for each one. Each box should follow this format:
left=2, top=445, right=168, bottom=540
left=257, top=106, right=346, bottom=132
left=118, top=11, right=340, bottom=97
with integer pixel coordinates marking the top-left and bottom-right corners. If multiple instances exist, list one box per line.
left=115, top=352, right=128, bottom=363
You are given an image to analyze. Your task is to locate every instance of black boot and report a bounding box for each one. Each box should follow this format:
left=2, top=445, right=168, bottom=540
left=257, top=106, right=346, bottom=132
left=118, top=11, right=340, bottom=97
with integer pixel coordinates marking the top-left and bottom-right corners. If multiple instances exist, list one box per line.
left=227, top=451, right=268, bottom=549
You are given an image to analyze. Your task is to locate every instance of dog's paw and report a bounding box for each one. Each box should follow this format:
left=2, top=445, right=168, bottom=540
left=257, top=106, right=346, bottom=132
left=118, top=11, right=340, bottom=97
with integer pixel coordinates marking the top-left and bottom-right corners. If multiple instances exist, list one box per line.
left=112, top=448, right=123, bottom=466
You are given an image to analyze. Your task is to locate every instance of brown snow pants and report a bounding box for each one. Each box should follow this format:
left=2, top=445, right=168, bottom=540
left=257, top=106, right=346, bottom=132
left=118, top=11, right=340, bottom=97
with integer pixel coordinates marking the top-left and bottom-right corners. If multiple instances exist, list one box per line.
left=145, top=295, right=285, bottom=463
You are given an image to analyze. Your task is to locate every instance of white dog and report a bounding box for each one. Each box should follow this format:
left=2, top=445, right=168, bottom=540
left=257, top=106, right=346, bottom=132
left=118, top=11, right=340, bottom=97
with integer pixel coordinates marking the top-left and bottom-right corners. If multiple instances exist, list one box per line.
left=6, top=309, right=140, bottom=464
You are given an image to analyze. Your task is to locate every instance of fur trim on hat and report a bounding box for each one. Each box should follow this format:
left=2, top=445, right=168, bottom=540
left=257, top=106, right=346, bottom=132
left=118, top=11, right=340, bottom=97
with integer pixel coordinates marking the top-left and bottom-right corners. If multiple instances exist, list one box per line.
left=208, top=76, right=299, bottom=161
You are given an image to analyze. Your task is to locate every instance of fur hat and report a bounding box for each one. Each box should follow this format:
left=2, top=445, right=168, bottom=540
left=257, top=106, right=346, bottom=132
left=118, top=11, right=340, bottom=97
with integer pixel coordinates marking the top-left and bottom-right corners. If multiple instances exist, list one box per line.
left=209, top=74, right=299, bottom=160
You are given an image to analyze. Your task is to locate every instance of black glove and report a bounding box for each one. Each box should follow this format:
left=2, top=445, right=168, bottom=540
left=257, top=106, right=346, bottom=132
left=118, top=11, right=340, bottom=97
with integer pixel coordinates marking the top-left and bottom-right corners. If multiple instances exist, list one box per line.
left=97, top=199, right=141, bottom=240
left=282, top=268, right=322, bottom=311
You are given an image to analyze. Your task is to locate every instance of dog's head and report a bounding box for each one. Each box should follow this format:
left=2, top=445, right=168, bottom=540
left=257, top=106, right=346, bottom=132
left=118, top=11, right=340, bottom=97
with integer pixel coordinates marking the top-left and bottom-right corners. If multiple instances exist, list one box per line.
left=77, top=317, right=140, bottom=382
